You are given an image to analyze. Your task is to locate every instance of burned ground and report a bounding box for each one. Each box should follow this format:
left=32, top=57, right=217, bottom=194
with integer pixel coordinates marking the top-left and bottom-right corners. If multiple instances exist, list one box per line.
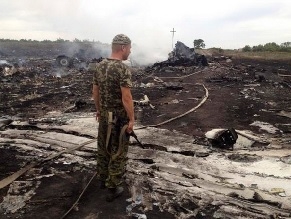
left=0, top=42, right=291, bottom=219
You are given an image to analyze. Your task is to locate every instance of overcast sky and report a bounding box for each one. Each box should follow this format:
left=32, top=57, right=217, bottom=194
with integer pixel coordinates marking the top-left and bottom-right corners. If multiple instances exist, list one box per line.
left=1, top=0, right=291, bottom=61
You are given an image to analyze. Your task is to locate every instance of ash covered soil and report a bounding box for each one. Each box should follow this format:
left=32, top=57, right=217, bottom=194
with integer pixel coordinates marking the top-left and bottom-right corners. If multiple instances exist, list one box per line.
left=1, top=42, right=291, bottom=219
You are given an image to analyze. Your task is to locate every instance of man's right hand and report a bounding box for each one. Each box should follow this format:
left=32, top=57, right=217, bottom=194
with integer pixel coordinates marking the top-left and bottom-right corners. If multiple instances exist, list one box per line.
left=126, top=120, right=134, bottom=133
left=96, top=111, right=100, bottom=121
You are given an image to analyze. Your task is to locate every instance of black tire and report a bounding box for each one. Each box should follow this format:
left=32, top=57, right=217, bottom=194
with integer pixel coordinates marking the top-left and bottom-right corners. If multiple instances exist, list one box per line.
left=56, top=55, right=73, bottom=67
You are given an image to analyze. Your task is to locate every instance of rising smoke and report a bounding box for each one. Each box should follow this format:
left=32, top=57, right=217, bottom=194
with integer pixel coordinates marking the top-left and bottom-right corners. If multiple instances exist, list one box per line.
left=0, top=40, right=170, bottom=67
left=60, top=41, right=170, bottom=66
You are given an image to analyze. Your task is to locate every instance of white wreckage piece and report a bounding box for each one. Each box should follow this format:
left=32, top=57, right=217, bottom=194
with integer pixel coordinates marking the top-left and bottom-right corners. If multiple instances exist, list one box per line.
left=133, top=95, right=155, bottom=109
left=205, top=128, right=271, bottom=150
left=3, top=66, right=17, bottom=76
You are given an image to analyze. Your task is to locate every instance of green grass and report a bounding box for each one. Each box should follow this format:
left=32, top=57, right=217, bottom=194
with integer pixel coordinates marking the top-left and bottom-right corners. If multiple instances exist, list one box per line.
left=223, top=50, right=291, bottom=61
left=198, top=48, right=291, bottom=61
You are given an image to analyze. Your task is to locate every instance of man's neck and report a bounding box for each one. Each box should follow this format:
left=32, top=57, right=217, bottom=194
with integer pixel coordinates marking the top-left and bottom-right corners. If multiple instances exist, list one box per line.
left=109, top=53, right=123, bottom=60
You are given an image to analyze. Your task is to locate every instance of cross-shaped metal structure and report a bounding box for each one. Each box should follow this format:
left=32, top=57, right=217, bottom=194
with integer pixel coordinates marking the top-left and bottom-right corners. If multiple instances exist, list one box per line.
left=170, top=28, right=176, bottom=49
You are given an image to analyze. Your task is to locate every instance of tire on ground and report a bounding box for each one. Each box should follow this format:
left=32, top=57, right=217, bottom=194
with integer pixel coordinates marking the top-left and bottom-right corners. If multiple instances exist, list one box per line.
left=56, top=55, right=73, bottom=67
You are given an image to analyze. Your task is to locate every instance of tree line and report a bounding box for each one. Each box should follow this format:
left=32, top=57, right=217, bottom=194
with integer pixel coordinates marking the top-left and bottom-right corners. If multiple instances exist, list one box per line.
left=193, top=39, right=291, bottom=53
left=242, top=42, right=291, bottom=52
left=2, top=38, right=291, bottom=53
left=0, top=38, right=98, bottom=43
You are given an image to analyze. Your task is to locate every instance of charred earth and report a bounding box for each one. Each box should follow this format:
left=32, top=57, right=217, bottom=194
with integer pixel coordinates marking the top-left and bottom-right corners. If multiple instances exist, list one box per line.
left=1, top=41, right=291, bottom=218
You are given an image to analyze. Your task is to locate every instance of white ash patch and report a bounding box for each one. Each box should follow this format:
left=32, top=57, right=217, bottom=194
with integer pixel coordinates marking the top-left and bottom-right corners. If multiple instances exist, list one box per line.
left=0, top=181, right=41, bottom=214
left=250, top=121, right=280, bottom=134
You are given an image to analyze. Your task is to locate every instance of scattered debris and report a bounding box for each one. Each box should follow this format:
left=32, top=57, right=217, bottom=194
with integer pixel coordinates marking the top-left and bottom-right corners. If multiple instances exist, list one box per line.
left=0, top=42, right=291, bottom=218
left=0, top=118, right=13, bottom=130
left=145, top=41, right=208, bottom=71
left=205, top=128, right=238, bottom=150
left=250, top=121, right=281, bottom=134
left=163, top=82, right=184, bottom=90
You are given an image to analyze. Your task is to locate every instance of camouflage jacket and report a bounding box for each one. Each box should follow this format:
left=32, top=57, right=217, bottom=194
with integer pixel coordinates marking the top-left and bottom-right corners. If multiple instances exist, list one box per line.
left=93, top=58, right=132, bottom=115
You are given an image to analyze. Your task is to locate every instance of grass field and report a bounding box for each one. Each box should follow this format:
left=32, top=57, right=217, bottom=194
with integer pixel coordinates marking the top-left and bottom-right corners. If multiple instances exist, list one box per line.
left=196, top=48, right=291, bottom=62
left=224, top=50, right=291, bottom=61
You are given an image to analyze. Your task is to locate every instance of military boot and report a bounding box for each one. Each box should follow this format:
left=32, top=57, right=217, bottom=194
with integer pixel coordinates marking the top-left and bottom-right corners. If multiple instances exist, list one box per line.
left=106, top=186, right=124, bottom=202
left=98, top=180, right=106, bottom=189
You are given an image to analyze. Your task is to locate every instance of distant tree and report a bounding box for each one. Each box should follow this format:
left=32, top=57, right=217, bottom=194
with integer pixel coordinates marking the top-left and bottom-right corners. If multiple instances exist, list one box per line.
left=280, top=42, right=291, bottom=48
left=56, top=38, right=66, bottom=42
left=73, top=38, right=82, bottom=43
left=0, top=38, right=17, bottom=42
left=280, top=42, right=291, bottom=52
left=41, top=39, right=52, bottom=43
left=252, top=44, right=264, bottom=52
left=243, top=42, right=291, bottom=53
left=263, top=42, right=280, bottom=51
left=193, top=39, right=205, bottom=49
left=242, top=45, right=252, bottom=52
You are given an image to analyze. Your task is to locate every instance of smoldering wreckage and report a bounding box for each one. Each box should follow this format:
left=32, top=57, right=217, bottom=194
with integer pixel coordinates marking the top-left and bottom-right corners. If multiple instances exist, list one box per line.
left=0, top=41, right=291, bottom=219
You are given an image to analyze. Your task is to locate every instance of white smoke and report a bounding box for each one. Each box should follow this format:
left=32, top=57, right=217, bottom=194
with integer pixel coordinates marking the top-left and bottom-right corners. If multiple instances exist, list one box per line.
left=131, top=44, right=169, bottom=66
left=0, top=60, right=10, bottom=65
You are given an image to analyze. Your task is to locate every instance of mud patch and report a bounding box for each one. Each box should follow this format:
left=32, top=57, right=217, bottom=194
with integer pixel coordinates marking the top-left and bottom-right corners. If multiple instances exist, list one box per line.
left=0, top=147, right=20, bottom=176
left=227, top=153, right=262, bottom=162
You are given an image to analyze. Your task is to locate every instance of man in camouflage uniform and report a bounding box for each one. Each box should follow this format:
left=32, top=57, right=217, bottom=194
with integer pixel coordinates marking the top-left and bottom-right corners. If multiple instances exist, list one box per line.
left=92, top=34, right=134, bottom=202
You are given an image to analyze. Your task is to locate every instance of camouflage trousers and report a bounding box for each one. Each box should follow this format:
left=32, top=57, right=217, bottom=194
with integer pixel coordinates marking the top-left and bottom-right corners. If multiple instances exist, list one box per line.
left=96, top=111, right=129, bottom=188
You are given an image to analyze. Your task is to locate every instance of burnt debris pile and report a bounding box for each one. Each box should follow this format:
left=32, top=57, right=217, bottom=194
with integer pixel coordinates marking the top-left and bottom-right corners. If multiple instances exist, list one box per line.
left=146, top=41, right=208, bottom=71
